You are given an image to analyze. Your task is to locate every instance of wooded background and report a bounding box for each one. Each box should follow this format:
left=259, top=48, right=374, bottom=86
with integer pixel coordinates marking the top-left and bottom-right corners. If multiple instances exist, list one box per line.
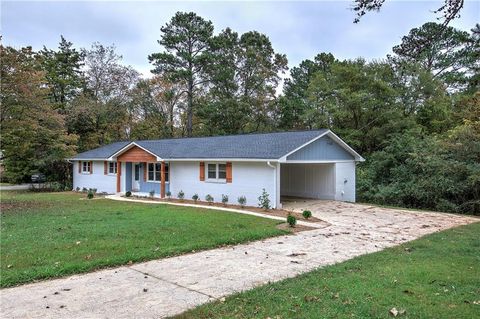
left=1, top=11, right=478, bottom=214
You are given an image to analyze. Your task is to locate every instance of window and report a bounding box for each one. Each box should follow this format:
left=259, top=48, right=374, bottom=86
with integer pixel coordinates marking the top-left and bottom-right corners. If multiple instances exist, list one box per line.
left=147, top=163, right=169, bottom=182
left=108, top=162, right=117, bottom=174
left=206, top=163, right=226, bottom=182
left=82, top=161, right=91, bottom=173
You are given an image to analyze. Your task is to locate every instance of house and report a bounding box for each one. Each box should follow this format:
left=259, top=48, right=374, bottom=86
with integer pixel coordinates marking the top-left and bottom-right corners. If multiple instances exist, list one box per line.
left=70, top=130, right=364, bottom=208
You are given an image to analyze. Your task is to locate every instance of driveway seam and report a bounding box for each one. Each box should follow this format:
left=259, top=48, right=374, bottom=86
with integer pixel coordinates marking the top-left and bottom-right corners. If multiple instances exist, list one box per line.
left=128, top=266, right=217, bottom=300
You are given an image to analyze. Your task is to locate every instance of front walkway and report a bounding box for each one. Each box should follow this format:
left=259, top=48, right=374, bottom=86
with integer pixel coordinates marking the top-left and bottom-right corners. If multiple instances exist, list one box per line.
left=1, top=200, right=477, bottom=318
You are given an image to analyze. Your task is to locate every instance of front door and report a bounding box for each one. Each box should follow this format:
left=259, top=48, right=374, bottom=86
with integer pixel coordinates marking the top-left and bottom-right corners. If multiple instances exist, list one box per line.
left=133, top=163, right=140, bottom=191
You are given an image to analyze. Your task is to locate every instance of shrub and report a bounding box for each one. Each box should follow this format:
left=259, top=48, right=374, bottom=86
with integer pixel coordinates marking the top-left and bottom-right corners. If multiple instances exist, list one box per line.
left=302, top=210, right=312, bottom=219
left=51, top=182, right=63, bottom=192
left=91, top=188, right=97, bottom=194
left=287, top=214, right=297, bottom=227
left=178, top=190, right=185, bottom=200
left=221, top=194, right=229, bottom=206
left=75, top=186, right=80, bottom=192
left=125, top=191, right=132, bottom=197
left=238, top=196, right=247, bottom=208
left=82, top=187, right=88, bottom=193
left=257, top=188, right=270, bottom=210
left=149, top=190, right=155, bottom=198
left=192, top=193, right=199, bottom=203
left=87, top=189, right=94, bottom=199
left=205, top=194, right=214, bottom=205
left=166, top=191, right=171, bottom=199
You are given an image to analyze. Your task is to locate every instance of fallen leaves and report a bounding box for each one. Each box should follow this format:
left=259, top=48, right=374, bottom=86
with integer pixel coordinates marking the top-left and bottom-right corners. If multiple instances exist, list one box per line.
left=389, top=307, right=406, bottom=317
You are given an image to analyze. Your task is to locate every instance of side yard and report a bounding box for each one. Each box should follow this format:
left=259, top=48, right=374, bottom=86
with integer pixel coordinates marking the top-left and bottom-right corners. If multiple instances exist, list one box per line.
left=177, top=222, right=480, bottom=319
left=0, top=191, right=287, bottom=287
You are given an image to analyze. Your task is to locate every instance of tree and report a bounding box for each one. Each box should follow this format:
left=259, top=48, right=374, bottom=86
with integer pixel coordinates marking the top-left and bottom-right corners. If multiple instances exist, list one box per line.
left=128, top=76, right=183, bottom=139
left=68, top=43, right=139, bottom=150
left=352, top=0, right=464, bottom=26
left=390, top=22, right=474, bottom=90
left=279, top=53, right=336, bottom=129
left=198, top=28, right=287, bottom=135
left=0, top=46, right=77, bottom=183
left=39, top=36, right=84, bottom=110
left=149, top=12, right=214, bottom=137
left=305, top=59, right=401, bottom=153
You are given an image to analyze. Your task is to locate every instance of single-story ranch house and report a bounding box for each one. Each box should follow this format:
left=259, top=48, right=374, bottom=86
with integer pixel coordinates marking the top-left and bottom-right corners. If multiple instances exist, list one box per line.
left=70, top=130, right=364, bottom=208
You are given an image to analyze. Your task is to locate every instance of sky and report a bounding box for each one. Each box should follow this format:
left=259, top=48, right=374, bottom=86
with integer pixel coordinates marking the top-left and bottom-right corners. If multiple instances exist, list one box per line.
left=2, top=0, right=479, bottom=78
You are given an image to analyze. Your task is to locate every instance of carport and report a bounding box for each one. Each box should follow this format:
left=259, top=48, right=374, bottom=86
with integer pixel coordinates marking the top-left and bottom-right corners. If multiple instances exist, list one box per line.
left=280, top=163, right=335, bottom=200
left=275, top=132, right=364, bottom=206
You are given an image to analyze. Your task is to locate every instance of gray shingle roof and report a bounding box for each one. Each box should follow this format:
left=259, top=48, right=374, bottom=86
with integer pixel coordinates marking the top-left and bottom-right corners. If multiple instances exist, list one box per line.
left=71, top=129, right=328, bottom=160
left=71, top=141, right=130, bottom=160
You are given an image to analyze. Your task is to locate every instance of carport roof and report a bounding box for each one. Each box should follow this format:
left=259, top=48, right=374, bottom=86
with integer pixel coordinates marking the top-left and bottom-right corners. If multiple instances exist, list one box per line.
left=71, top=129, right=363, bottom=161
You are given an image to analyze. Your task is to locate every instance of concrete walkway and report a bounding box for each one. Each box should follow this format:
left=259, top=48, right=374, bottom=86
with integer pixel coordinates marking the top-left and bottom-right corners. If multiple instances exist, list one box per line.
left=0, top=184, right=31, bottom=191
left=1, top=200, right=477, bottom=318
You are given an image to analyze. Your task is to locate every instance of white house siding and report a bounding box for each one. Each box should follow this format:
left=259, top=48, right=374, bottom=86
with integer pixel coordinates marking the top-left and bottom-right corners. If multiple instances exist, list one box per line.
left=73, top=161, right=117, bottom=194
left=280, top=163, right=335, bottom=200
left=334, top=161, right=356, bottom=202
left=169, top=161, right=277, bottom=208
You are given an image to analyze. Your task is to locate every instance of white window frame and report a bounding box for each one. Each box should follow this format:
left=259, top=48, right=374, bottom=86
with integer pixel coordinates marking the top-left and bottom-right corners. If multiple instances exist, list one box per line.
left=81, top=161, right=91, bottom=174
left=147, top=162, right=169, bottom=183
left=206, top=162, right=226, bottom=183
left=108, top=162, right=117, bottom=175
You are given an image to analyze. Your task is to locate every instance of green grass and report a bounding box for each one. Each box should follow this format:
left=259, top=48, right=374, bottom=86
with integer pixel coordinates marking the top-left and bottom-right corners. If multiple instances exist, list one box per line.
left=0, top=191, right=287, bottom=287
left=177, top=222, right=480, bottom=319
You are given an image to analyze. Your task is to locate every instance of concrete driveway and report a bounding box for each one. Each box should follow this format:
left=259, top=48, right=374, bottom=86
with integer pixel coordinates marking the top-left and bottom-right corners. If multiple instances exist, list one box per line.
left=1, top=200, right=477, bottom=318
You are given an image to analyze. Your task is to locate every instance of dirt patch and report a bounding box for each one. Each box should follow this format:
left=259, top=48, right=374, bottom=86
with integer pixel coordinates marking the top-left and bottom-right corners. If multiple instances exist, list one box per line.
left=276, top=223, right=316, bottom=233
left=127, top=196, right=323, bottom=223
left=0, top=200, right=53, bottom=213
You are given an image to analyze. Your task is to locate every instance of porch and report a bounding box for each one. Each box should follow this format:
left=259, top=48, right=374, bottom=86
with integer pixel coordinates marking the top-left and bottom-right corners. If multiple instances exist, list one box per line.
left=112, top=144, right=169, bottom=198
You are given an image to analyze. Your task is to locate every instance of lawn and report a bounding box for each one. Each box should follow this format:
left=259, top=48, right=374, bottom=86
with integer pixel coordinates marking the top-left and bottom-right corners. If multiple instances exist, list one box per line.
left=177, top=222, right=480, bottom=319
left=0, top=191, right=287, bottom=288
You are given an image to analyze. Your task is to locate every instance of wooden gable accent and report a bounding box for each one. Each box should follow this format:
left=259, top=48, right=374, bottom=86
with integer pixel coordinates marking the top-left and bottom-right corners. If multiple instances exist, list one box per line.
left=117, top=145, right=156, bottom=162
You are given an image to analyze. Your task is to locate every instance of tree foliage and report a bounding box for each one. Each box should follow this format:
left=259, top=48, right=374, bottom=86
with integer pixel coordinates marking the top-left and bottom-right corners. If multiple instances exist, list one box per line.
left=1, top=11, right=478, bottom=214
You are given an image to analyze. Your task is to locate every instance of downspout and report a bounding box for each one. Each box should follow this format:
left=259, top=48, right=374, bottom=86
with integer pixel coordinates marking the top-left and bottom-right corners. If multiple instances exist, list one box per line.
left=267, top=161, right=277, bottom=209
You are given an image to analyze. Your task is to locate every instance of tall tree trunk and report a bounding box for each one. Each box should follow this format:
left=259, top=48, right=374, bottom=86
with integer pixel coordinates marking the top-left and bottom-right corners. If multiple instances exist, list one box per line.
left=187, top=78, right=194, bottom=137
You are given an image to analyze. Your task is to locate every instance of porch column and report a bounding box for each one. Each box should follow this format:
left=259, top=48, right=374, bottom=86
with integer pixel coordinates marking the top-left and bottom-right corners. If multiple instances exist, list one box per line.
left=160, top=161, right=166, bottom=198
left=116, top=161, right=122, bottom=192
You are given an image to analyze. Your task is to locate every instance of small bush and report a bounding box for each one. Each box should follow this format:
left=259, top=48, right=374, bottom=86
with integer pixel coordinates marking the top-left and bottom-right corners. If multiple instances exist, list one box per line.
left=178, top=190, right=185, bottom=200
left=257, top=188, right=271, bottom=210
left=205, top=194, right=214, bottom=205
left=51, top=182, right=63, bottom=192
left=302, top=210, right=312, bottom=219
left=287, top=214, right=297, bottom=227
left=166, top=191, right=171, bottom=199
left=125, top=191, right=132, bottom=197
left=87, top=189, right=94, bottom=199
left=238, top=196, right=247, bottom=208
left=75, top=187, right=80, bottom=192
left=149, top=190, right=155, bottom=198
left=82, top=187, right=88, bottom=193
left=221, top=194, right=229, bottom=206
left=91, top=188, right=97, bottom=194
left=192, top=193, right=199, bottom=203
